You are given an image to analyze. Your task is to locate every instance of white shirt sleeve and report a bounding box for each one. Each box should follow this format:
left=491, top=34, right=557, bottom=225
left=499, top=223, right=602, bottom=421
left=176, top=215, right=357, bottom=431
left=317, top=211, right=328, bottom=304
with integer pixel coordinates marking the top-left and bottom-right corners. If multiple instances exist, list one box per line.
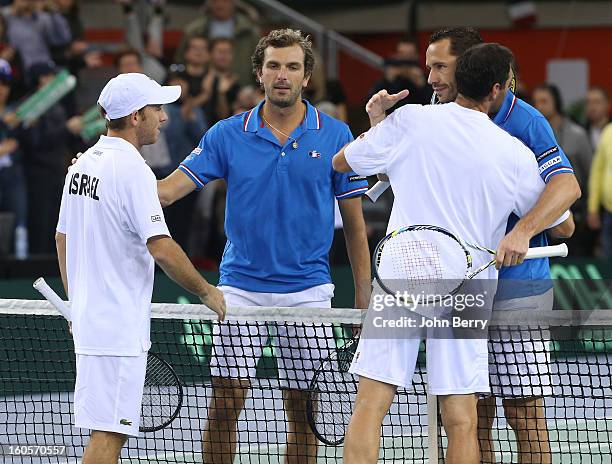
left=121, top=162, right=170, bottom=243
left=547, top=210, right=570, bottom=228
left=512, top=138, right=548, bottom=217
left=344, top=104, right=421, bottom=176
left=56, top=170, right=71, bottom=234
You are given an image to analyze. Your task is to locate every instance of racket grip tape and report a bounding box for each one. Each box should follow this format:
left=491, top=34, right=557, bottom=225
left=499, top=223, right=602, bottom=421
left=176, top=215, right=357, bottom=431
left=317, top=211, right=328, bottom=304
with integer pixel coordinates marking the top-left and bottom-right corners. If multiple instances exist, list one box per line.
left=525, top=243, right=568, bottom=259
left=33, top=277, right=72, bottom=321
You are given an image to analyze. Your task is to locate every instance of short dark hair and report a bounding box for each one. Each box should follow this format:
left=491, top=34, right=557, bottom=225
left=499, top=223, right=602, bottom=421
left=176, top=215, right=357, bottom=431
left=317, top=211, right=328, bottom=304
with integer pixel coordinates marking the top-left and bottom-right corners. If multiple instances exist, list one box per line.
left=186, top=35, right=209, bottom=51
left=456, top=43, right=514, bottom=102
left=251, top=28, right=315, bottom=78
left=429, top=27, right=483, bottom=57
left=114, top=47, right=142, bottom=69
left=534, top=83, right=564, bottom=114
left=99, top=105, right=146, bottom=131
left=209, top=37, right=233, bottom=53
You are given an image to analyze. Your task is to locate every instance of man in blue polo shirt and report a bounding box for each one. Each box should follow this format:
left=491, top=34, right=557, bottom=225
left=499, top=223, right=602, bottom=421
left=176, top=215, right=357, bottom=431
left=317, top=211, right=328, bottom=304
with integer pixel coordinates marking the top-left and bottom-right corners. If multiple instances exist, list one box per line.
left=478, top=68, right=577, bottom=463
left=158, top=28, right=370, bottom=464
left=366, top=27, right=579, bottom=463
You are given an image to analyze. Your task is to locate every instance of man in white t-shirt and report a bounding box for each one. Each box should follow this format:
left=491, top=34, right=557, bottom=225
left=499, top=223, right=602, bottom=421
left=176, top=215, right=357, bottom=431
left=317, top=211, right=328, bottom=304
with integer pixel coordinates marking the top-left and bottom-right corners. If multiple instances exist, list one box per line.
left=55, top=73, right=226, bottom=464
left=332, top=44, right=563, bottom=464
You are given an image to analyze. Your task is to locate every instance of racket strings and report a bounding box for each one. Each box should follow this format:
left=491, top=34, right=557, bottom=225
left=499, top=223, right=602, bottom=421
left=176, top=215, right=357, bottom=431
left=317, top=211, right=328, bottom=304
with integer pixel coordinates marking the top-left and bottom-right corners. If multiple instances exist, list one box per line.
left=378, top=229, right=470, bottom=300
left=390, top=239, right=444, bottom=285
left=141, top=355, right=182, bottom=431
left=308, top=346, right=358, bottom=445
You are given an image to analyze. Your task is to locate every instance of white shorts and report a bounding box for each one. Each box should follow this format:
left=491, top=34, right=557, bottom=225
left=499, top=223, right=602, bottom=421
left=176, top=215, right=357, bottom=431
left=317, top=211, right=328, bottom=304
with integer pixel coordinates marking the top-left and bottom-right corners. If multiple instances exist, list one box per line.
left=74, top=353, right=147, bottom=436
left=350, top=317, right=489, bottom=395
left=210, top=284, right=336, bottom=390
left=489, top=289, right=554, bottom=397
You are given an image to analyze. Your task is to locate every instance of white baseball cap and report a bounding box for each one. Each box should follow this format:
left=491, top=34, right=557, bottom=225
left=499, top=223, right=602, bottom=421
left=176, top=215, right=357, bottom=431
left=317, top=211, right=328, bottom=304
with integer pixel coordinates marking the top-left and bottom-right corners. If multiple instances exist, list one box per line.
left=98, top=73, right=181, bottom=120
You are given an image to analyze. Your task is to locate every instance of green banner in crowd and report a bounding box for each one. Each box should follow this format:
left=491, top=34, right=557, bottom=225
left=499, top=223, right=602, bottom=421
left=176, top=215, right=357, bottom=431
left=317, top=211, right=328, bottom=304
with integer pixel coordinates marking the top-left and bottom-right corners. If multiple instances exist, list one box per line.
left=15, top=69, right=77, bottom=127
left=79, top=104, right=106, bottom=141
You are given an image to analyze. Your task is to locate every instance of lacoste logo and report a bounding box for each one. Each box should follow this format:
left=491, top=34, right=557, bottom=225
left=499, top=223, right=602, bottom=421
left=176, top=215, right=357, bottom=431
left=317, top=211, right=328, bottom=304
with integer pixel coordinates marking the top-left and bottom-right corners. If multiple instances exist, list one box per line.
left=120, top=419, right=132, bottom=426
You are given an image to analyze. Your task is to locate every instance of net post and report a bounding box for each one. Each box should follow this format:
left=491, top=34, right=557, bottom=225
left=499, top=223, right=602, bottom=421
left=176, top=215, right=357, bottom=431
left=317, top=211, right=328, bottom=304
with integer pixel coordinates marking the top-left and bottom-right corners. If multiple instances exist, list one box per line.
left=427, top=391, right=439, bottom=463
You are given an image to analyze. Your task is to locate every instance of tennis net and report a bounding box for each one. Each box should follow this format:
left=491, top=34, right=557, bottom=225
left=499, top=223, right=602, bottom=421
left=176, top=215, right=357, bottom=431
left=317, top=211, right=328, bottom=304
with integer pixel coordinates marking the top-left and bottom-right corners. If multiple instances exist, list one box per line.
left=0, top=298, right=610, bottom=463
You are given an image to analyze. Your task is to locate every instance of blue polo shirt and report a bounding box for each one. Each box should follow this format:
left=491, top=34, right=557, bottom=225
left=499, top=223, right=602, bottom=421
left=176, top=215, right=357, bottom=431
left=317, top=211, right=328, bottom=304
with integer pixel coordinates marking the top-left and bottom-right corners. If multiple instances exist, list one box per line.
left=179, top=100, right=368, bottom=293
left=492, top=91, right=574, bottom=299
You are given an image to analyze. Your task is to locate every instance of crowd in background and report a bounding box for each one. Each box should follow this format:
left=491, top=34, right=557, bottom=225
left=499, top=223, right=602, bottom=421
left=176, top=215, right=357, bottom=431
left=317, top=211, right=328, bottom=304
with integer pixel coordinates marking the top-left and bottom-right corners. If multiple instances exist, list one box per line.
left=0, top=0, right=609, bottom=264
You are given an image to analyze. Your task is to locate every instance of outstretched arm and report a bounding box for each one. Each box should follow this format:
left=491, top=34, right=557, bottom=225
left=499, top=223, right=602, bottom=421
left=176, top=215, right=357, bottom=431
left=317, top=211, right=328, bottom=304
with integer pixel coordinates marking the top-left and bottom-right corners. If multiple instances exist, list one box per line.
left=147, top=235, right=226, bottom=320
left=158, top=169, right=197, bottom=207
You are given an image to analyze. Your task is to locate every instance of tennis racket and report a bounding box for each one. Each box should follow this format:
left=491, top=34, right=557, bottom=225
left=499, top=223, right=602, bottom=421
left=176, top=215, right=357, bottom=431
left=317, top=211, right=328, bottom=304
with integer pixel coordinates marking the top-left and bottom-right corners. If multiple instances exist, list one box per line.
left=33, top=277, right=183, bottom=433
left=365, top=93, right=438, bottom=203
left=373, top=225, right=568, bottom=304
left=139, top=351, right=183, bottom=432
left=306, top=338, right=358, bottom=446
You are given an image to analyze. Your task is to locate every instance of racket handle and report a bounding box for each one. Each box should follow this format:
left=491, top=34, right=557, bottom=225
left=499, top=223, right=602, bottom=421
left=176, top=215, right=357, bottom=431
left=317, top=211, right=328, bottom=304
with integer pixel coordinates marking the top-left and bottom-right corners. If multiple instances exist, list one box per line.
left=365, top=181, right=390, bottom=202
left=33, top=277, right=72, bottom=321
left=525, top=243, right=568, bottom=259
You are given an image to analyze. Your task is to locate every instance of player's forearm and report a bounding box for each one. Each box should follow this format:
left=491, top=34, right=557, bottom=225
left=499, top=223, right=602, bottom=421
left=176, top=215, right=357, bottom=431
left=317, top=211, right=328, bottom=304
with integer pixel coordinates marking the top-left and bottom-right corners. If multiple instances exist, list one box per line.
left=157, top=170, right=196, bottom=207
left=148, top=236, right=213, bottom=298
left=55, top=232, right=69, bottom=297
left=515, top=173, right=580, bottom=237
left=340, top=199, right=372, bottom=309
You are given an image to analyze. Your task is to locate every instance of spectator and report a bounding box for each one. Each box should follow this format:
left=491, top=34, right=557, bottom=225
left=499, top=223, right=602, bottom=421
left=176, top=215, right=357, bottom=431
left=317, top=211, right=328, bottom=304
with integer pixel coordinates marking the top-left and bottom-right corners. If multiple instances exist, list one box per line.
left=584, top=86, right=610, bottom=149
left=176, top=35, right=209, bottom=99
left=50, top=0, right=101, bottom=118
left=232, top=84, right=258, bottom=114
left=52, top=0, right=102, bottom=75
left=161, top=72, right=208, bottom=250
left=176, top=0, right=260, bottom=86
left=0, top=58, right=26, bottom=258
left=395, top=36, right=430, bottom=97
left=303, top=49, right=349, bottom=122
left=0, top=15, right=15, bottom=65
left=368, top=36, right=432, bottom=113
left=19, top=60, right=69, bottom=254
left=533, top=83, right=594, bottom=255
left=201, top=37, right=240, bottom=124
left=587, top=124, right=612, bottom=258
left=118, top=0, right=166, bottom=84
left=2, top=0, right=71, bottom=84
left=114, top=46, right=143, bottom=74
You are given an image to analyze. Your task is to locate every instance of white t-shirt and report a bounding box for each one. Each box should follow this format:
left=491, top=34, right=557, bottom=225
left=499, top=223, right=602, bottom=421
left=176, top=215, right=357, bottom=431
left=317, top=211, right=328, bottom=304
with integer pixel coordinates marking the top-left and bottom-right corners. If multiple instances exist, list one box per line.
left=57, top=135, right=170, bottom=356
left=345, top=103, right=547, bottom=280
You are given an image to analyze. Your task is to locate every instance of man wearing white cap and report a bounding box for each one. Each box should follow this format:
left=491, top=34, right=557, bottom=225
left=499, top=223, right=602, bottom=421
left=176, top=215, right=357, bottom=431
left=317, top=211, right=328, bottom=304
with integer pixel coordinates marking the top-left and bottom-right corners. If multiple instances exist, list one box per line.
left=55, top=73, right=226, bottom=464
